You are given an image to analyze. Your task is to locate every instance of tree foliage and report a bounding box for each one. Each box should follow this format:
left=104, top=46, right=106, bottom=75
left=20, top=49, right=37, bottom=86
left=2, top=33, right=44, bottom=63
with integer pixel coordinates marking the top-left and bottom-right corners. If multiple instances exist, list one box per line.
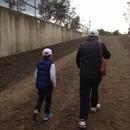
left=70, top=15, right=80, bottom=30
left=3, top=0, right=26, bottom=12
left=38, top=0, right=70, bottom=24
left=66, top=7, right=76, bottom=26
left=4, top=0, right=15, bottom=9
left=98, top=29, right=121, bottom=36
left=38, top=0, right=54, bottom=21
left=69, top=7, right=76, bottom=18
left=98, top=29, right=112, bottom=35
left=52, top=0, right=70, bottom=24
left=112, top=30, right=120, bottom=36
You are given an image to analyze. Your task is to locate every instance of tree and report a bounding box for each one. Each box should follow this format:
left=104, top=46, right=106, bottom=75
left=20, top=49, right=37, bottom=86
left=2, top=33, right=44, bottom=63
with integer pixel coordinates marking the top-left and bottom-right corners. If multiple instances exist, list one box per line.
left=98, top=29, right=112, bottom=35
left=52, top=0, right=70, bottom=24
left=65, top=7, right=76, bottom=27
left=98, top=29, right=106, bottom=35
left=112, top=30, right=120, bottom=36
left=70, top=15, right=80, bottom=30
left=3, top=0, right=27, bottom=12
left=38, top=0, right=54, bottom=21
left=3, top=0, right=16, bottom=9
left=69, top=7, right=76, bottom=18
left=38, top=0, right=70, bottom=24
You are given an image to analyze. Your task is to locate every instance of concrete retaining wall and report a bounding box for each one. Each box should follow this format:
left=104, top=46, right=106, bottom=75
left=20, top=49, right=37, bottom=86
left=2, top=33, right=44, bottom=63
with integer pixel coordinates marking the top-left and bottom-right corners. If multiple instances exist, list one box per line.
left=0, top=7, right=85, bottom=57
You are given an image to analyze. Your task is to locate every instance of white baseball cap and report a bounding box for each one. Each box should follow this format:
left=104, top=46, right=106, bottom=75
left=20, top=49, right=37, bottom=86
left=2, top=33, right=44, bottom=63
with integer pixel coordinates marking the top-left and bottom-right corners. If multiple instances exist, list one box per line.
left=42, top=48, right=52, bottom=56
left=88, top=30, right=99, bottom=37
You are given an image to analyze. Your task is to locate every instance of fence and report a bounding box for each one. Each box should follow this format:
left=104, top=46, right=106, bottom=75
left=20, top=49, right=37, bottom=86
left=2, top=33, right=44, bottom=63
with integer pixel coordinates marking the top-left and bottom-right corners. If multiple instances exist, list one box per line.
left=0, top=0, right=88, bottom=32
left=0, top=0, right=40, bottom=17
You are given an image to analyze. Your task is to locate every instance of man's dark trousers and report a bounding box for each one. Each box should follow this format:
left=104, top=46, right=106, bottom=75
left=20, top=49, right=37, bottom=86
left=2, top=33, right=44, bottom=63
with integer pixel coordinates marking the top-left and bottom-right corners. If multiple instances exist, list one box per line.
left=80, top=75, right=102, bottom=120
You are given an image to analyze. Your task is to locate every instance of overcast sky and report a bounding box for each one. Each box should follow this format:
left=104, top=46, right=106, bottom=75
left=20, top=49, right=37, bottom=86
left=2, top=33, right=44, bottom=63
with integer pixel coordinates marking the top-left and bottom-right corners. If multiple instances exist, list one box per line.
left=70, top=0, right=129, bottom=33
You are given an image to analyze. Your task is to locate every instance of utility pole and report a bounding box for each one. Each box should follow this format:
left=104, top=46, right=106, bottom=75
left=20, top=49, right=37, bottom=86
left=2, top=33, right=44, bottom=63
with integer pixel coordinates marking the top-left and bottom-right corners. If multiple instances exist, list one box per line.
left=127, top=0, right=130, bottom=32
left=89, top=20, right=91, bottom=31
left=123, top=13, right=128, bottom=23
left=34, top=0, right=36, bottom=17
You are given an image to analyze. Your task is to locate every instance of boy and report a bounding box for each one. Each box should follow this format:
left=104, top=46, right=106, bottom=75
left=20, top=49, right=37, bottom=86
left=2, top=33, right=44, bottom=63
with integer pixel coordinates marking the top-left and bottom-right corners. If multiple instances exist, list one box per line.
left=32, top=48, right=56, bottom=121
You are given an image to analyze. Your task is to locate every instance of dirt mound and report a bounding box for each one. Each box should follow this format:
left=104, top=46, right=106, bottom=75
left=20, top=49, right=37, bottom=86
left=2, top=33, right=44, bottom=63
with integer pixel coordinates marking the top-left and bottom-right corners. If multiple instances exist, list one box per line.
left=0, top=38, right=86, bottom=90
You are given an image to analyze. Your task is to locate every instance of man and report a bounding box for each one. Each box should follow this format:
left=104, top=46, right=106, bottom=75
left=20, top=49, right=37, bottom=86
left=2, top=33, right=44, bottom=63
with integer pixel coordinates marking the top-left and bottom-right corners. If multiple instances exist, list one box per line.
left=76, top=30, right=111, bottom=128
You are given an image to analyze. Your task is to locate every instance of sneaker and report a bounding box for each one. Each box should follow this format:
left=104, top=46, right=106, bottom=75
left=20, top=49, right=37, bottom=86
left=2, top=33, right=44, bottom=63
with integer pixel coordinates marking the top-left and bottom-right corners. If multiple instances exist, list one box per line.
left=96, top=103, right=101, bottom=110
left=90, top=107, right=97, bottom=113
left=32, top=109, right=39, bottom=121
left=43, top=112, right=53, bottom=121
left=91, top=104, right=101, bottom=113
left=79, top=119, right=87, bottom=128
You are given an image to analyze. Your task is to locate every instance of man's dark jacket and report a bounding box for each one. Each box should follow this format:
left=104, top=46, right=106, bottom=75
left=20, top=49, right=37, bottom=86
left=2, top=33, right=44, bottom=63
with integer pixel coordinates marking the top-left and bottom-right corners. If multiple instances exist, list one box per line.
left=76, top=40, right=111, bottom=79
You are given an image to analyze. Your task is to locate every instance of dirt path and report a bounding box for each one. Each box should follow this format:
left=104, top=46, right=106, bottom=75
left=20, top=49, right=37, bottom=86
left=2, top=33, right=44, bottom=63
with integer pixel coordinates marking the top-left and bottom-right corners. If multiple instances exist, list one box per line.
left=0, top=36, right=130, bottom=130
left=0, top=52, right=80, bottom=130
left=87, top=36, right=130, bottom=130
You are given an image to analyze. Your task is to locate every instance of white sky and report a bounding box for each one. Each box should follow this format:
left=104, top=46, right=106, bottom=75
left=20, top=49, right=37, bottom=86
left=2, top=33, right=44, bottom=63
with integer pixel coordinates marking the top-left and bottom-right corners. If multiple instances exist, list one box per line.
left=70, top=0, right=129, bottom=33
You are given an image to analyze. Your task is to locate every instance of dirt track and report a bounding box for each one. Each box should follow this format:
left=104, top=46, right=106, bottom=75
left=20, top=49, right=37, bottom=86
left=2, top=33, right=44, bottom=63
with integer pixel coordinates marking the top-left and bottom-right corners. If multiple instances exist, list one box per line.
left=0, top=36, right=130, bottom=130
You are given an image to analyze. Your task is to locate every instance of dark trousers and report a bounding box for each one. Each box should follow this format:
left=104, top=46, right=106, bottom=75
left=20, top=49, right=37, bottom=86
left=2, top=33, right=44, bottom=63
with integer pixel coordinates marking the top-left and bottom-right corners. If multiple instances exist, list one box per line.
left=80, top=76, right=102, bottom=120
left=34, top=87, right=53, bottom=113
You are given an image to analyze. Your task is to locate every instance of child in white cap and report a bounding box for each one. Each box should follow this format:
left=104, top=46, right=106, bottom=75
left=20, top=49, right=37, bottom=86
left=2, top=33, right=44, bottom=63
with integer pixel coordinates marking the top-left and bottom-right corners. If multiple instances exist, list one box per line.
left=32, top=48, right=56, bottom=121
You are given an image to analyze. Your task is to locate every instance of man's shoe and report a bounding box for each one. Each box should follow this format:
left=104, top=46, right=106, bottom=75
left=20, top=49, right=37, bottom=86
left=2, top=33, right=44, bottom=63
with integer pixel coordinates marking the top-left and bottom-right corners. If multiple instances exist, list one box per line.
left=91, top=104, right=101, bottom=113
left=96, top=103, right=101, bottom=110
left=79, top=119, right=87, bottom=128
left=43, top=112, right=53, bottom=121
left=32, top=109, right=39, bottom=121
left=90, top=107, right=97, bottom=113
